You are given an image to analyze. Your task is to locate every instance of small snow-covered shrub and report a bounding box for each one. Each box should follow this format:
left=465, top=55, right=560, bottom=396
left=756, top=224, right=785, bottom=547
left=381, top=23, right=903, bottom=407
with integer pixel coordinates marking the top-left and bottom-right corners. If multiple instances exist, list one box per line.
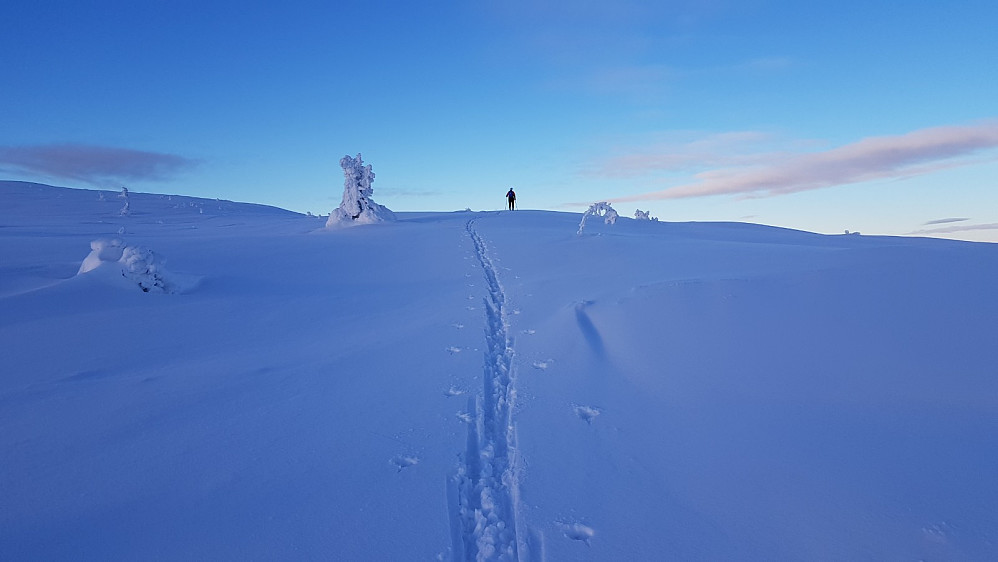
left=119, top=186, right=130, bottom=216
left=120, top=246, right=173, bottom=293
left=634, top=209, right=658, bottom=221
left=326, top=153, right=395, bottom=227
left=77, top=238, right=177, bottom=293
left=577, top=202, right=619, bottom=235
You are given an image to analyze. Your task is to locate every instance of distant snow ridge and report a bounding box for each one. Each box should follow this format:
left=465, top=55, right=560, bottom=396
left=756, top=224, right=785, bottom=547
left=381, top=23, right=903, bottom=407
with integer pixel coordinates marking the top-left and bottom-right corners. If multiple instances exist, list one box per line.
left=577, top=202, right=619, bottom=235
left=325, top=153, right=395, bottom=227
left=78, top=238, right=177, bottom=293
left=450, top=218, right=536, bottom=561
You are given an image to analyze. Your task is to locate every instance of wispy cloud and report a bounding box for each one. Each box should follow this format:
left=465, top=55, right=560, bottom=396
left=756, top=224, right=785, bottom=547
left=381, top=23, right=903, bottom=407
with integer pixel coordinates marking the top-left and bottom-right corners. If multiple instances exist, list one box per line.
left=588, top=130, right=786, bottom=177
left=908, top=223, right=998, bottom=235
left=923, top=217, right=970, bottom=226
left=596, top=121, right=998, bottom=203
left=0, top=143, right=200, bottom=185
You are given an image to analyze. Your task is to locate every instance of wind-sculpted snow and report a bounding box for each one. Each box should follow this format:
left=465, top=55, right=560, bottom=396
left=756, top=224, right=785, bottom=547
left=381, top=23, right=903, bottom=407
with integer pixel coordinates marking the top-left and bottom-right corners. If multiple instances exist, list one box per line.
left=449, top=218, right=540, bottom=561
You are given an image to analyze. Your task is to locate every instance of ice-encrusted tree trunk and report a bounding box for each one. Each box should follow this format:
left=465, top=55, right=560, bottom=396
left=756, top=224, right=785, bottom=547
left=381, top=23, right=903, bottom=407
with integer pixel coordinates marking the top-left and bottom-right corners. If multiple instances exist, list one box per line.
left=577, top=201, right=619, bottom=235
left=326, top=153, right=395, bottom=227
left=118, top=186, right=130, bottom=216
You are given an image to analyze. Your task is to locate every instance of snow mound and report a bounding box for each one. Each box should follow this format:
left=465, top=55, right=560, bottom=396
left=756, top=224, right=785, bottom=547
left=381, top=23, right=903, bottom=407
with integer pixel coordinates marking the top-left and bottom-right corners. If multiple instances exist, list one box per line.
left=77, top=238, right=181, bottom=293
left=325, top=153, right=395, bottom=227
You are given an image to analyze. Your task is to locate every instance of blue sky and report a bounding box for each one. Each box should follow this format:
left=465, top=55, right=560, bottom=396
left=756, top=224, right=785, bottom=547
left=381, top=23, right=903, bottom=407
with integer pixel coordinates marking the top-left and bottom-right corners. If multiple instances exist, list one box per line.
left=2, top=1, right=996, bottom=241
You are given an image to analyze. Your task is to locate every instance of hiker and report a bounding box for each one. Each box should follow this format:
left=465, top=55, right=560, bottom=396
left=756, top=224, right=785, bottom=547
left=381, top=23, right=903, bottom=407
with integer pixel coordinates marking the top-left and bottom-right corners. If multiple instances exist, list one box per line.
left=506, top=188, right=516, bottom=210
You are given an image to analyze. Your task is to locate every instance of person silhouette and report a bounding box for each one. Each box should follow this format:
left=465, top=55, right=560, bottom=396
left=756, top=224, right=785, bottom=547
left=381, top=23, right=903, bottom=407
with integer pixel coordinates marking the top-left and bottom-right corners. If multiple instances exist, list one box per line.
left=506, top=188, right=516, bottom=210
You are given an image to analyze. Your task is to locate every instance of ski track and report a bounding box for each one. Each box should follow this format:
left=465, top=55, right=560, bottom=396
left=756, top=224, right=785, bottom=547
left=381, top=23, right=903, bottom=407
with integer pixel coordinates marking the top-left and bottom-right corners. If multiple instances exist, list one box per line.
left=449, top=217, right=540, bottom=562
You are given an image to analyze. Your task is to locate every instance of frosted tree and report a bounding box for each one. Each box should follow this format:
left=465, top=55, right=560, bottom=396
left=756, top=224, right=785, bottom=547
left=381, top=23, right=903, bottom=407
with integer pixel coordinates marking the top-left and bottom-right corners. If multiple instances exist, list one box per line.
left=634, top=209, right=658, bottom=221
left=326, top=153, right=395, bottom=227
left=577, top=201, right=619, bottom=235
left=118, top=186, right=130, bottom=216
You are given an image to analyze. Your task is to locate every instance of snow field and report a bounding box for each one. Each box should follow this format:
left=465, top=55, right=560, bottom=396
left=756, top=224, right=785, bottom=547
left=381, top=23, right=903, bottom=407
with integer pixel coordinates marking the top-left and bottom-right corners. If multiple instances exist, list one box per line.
left=3, top=182, right=998, bottom=560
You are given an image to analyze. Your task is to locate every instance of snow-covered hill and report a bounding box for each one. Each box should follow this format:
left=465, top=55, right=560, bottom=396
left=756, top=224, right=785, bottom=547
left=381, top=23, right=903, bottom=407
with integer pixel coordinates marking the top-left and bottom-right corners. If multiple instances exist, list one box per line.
left=2, top=181, right=997, bottom=560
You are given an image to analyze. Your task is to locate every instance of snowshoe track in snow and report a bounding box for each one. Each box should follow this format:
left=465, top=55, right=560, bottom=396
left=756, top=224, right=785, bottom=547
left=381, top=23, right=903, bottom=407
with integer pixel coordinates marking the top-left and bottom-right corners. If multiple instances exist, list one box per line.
left=448, top=218, right=540, bottom=561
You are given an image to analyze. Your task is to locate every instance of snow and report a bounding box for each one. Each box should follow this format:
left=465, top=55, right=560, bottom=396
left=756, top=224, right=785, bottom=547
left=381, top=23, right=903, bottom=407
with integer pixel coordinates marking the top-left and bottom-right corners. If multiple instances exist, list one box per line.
left=2, top=180, right=998, bottom=560
left=78, top=238, right=186, bottom=293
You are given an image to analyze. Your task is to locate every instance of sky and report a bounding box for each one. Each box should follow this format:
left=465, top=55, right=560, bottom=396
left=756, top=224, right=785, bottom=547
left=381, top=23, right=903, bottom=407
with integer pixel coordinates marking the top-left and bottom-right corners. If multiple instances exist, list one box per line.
left=1, top=0, right=996, bottom=241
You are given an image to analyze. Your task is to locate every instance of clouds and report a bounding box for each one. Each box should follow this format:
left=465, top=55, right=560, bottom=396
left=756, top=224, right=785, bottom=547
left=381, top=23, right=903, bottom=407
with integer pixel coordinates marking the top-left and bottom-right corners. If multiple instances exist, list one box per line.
left=600, top=122, right=998, bottom=203
left=0, top=144, right=199, bottom=186
left=589, top=131, right=786, bottom=177
left=908, top=222, right=998, bottom=236
left=923, top=217, right=969, bottom=226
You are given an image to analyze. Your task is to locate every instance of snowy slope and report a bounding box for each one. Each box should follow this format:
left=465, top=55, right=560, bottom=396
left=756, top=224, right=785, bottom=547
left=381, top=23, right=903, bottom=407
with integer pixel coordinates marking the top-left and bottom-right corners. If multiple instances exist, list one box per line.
left=2, top=181, right=997, bottom=560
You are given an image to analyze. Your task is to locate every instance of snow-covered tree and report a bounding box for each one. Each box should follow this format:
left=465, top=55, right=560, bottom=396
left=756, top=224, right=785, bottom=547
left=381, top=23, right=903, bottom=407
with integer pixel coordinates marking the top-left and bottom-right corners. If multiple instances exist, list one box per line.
left=326, top=153, right=395, bottom=227
left=119, top=245, right=173, bottom=293
left=118, top=186, right=130, bottom=216
left=634, top=209, right=658, bottom=221
left=577, top=201, right=619, bottom=235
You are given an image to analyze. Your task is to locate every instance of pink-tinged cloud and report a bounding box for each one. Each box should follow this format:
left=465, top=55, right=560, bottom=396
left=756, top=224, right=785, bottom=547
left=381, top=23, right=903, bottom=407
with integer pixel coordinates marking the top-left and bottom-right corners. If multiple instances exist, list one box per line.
left=0, top=143, right=200, bottom=185
left=604, top=122, right=998, bottom=203
left=589, top=131, right=784, bottom=178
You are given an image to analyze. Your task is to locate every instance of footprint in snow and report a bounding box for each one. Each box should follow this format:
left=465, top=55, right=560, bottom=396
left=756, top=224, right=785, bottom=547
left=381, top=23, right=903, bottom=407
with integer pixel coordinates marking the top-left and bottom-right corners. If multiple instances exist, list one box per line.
left=573, top=404, right=601, bottom=425
left=444, top=386, right=465, bottom=397
left=521, top=329, right=536, bottom=335
left=456, top=411, right=473, bottom=424
left=451, top=323, right=464, bottom=329
left=559, top=522, right=595, bottom=546
left=446, top=347, right=462, bottom=354
left=390, top=455, right=419, bottom=472
left=532, top=359, right=554, bottom=370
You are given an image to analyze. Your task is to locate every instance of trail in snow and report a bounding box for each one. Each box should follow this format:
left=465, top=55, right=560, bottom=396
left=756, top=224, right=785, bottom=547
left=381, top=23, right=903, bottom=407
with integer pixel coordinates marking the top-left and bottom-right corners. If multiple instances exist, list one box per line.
left=448, top=217, right=539, bottom=561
